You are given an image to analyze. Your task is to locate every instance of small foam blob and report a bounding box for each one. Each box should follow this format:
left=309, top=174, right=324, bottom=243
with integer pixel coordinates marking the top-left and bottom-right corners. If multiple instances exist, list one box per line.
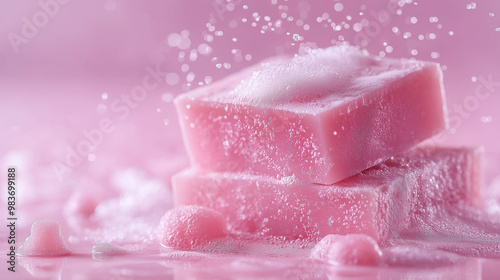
left=18, top=220, right=71, bottom=256
left=311, top=234, right=382, bottom=266
left=92, top=243, right=127, bottom=255
left=158, top=205, right=227, bottom=251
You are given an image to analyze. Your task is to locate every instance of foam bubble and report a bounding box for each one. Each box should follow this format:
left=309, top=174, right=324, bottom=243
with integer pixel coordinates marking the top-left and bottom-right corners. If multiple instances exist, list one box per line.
left=311, top=234, right=382, bottom=266
left=158, top=206, right=227, bottom=251
left=18, top=220, right=71, bottom=256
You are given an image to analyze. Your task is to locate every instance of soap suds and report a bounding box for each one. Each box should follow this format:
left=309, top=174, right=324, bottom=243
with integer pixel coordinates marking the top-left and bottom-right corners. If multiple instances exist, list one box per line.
left=18, top=220, right=71, bottom=256
left=158, top=205, right=227, bottom=250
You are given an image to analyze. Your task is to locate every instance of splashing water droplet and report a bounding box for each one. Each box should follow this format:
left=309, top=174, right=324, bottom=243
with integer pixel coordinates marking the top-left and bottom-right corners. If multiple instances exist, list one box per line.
left=334, top=3, right=344, bottom=12
left=466, top=2, right=477, bottom=10
left=431, top=52, right=440, bottom=59
left=481, top=116, right=492, bottom=123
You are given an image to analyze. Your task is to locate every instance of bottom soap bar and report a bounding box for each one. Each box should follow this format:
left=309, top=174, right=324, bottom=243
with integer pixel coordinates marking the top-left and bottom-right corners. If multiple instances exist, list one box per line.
left=172, top=147, right=481, bottom=243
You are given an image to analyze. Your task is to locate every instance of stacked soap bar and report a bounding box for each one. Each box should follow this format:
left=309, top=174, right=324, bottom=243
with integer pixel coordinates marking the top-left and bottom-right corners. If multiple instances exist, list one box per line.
left=173, top=147, right=481, bottom=243
left=174, top=46, right=447, bottom=184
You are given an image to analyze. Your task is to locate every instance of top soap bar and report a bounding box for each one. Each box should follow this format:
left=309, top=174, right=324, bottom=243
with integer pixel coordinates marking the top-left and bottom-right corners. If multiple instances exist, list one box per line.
left=175, top=46, right=448, bottom=184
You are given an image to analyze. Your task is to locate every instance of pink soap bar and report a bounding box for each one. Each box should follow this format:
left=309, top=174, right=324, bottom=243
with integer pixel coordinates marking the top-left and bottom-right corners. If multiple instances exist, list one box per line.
left=172, top=147, right=481, bottom=243
left=174, top=46, right=448, bottom=184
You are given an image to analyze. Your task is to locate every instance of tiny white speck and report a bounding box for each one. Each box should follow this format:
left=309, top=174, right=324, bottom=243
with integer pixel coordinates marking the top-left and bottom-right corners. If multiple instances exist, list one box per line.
left=88, top=153, right=96, bottom=162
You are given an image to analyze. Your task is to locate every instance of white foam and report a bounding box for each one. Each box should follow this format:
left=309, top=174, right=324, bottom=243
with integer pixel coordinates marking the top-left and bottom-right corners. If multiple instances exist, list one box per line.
left=231, top=46, right=375, bottom=107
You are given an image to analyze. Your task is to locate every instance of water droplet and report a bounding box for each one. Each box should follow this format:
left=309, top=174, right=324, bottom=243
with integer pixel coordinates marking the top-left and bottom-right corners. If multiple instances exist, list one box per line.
left=410, top=16, right=418, bottom=24
left=411, top=49, right=418, bottom=56
left=489, top=13, right=495, bottom=17
left=189, top=49, right=198, bottom=62
left=385, top=46, right=394, bottom=53
left=197, top=43, right=212, bottom=55
left=205, top=76, right=213, bottom=84
left=186, top=72, right=195, bottom=83
left=481, top=116, right=492, bottom=123
left=333, top=131, right=338, bottom=135
left=88, top=153, right=96, bottom=162
left=496, top=27, right=500, bottom=32
left=334, top=3, right=344, bottom=12
left=167, top=33, right=182, bottom=47
left=101, top=92, right=108, bottom=100
left=163, top=119, right=169, bottom=126
left=189, top=123, right=195, bottom=128
left=471, top=76, right=478, bottom=82
left=466, top=2, right=477, bottom=10
left=353, top=23, right=363, bottom=32
left=448, top=31, right=454, bottom=36
left=431, top=52, right=440, bottom=59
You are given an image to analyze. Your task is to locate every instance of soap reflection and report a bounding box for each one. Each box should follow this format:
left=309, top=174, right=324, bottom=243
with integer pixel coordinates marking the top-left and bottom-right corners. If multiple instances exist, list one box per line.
left=170, top=258, right=481, bottom=280
left=18, top=256, right=65, bottom=280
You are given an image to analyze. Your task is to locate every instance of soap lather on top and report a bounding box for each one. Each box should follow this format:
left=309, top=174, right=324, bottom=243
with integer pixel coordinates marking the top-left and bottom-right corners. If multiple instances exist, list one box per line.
left=174, top=46, right=448, bottom=184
